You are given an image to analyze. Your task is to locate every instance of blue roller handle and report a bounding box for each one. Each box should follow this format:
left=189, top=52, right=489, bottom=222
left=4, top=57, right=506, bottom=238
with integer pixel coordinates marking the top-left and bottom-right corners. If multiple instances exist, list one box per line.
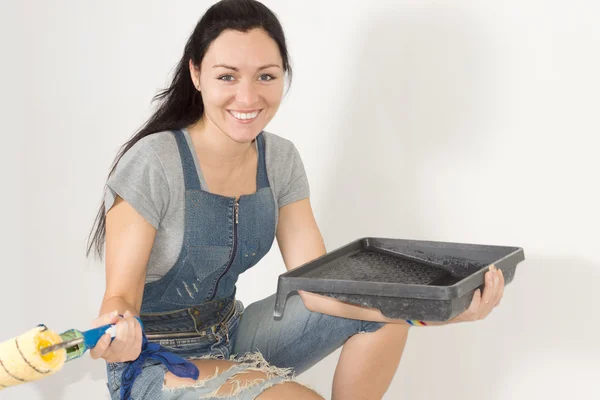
left=82, top=316, right=144, bottom=349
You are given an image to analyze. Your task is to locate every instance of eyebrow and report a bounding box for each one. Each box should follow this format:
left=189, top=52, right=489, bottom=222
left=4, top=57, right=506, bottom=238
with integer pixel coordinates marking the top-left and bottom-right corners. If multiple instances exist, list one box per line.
left=212, top=64, right=282, bottom=71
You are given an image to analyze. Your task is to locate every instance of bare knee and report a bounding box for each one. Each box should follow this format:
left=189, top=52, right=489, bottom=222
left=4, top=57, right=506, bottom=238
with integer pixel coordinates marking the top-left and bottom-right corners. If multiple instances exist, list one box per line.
left=163, top=357, right=323, bottom=399
left=215, top=368, right=268, bottom=396
left=257, top=381, right=324, bottom=400
left=163, top=359, right=237, bottom=388
left=213, top=365, right=322, bottom=399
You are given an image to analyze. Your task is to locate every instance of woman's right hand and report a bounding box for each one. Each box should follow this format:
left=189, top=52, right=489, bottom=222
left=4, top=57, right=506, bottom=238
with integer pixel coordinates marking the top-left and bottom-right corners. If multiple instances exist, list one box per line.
left=89, top=310, right=143, bottom=363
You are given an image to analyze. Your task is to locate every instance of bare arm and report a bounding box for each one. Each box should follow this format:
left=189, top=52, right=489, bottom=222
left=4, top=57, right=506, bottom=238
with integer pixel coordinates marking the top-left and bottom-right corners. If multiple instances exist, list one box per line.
left=89, top=195, right=154, bottom=362
left=276, top=198, right=505, bottom=326
left=100, top=195, right=154, bottom=316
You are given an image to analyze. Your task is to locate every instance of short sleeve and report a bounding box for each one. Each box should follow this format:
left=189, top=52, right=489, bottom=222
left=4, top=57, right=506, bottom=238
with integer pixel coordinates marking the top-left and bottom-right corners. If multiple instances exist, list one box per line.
left=278, top=144, right=310, bottom=207
left=103, top=141, right=170, bottom=229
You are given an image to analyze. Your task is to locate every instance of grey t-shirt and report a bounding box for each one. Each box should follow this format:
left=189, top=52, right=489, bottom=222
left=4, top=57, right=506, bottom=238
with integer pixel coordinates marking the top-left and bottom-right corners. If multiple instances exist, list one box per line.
left=104, top=129, right=310, bottom=283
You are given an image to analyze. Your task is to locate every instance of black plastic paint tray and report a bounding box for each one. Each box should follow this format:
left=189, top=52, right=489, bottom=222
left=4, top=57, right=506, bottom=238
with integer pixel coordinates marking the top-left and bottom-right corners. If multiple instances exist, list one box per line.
left=274, top=237, right=525, bottom=322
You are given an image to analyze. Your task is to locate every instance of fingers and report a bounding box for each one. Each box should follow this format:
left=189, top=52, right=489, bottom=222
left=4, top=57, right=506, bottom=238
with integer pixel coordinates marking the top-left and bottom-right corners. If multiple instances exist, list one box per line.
left=91, top=310, right=119, bottom=329
left=466, top=288, right=481, bottom=320
left=133, top=312, right=143, bottom=351
left=479, top=266, right=496, bottom=317
left=103, top=315, right=129, bottom=362
left=122, top=311, right=140, bottom=361
left=125, top=311, right=135, bottom=346
left=90, top=333, right=112, bottom=359
left=493, top=268, right=505, bottom=307
left=92, top=311, right=143, bottom=363
left=481, top=265, right=507, bottom=319
left=452, top=265, right=505, bottom=324
left=90, top=310, right=119, bottom=360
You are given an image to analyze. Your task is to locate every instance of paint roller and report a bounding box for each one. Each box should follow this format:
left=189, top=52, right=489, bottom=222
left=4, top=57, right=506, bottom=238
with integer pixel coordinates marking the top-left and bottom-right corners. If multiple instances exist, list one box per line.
left=0, top=318, right=140, bottom=391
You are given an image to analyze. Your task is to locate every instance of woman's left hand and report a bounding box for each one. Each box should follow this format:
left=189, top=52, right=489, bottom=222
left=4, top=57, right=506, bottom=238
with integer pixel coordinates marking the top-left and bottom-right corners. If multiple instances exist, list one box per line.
left=449, top=264, right=505, bottom=323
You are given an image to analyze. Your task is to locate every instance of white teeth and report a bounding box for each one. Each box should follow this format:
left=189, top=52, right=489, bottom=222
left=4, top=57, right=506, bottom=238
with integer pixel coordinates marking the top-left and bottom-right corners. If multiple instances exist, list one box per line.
left=229, top=110, right=259, bottom=120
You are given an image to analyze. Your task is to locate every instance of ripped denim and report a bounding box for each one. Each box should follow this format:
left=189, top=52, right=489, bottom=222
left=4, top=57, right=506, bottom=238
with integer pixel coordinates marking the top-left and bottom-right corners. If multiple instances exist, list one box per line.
left=106, top=294, right=384, bottom=399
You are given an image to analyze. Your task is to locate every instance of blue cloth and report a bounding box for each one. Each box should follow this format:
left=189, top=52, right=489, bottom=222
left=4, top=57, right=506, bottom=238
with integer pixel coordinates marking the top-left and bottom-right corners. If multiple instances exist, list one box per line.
left=120, top=333, right=199, bottom=400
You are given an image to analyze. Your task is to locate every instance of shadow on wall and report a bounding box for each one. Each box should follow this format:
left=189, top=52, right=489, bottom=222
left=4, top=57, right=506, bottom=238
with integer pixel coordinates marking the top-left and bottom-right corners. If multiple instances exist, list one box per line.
left=300, top=6, right=598, bottom=399
left=395, top=256, right=600, bottom=399
left=318, top=6, right=491, bottom=248
left=298, top=6, right=497, bottom=398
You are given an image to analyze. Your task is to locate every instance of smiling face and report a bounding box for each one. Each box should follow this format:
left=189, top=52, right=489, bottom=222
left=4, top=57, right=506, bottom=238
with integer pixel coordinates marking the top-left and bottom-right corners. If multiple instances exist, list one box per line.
left=190, top=28, right=285, bottom=144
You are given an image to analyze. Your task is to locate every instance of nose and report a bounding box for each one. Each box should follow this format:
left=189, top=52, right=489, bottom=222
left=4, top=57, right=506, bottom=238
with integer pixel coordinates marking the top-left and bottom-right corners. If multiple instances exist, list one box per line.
left=235, top=79, right=259, bottom=105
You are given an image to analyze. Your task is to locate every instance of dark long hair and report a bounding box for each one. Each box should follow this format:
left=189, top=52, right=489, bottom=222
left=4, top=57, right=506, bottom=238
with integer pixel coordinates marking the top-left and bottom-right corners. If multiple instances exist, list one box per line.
left=86, top=0, right=293, bottom=259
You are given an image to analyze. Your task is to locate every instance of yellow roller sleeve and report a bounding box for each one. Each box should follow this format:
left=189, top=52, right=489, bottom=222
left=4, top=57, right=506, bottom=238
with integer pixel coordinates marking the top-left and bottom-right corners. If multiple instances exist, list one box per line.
left=0, top=325, right=66, bottom=390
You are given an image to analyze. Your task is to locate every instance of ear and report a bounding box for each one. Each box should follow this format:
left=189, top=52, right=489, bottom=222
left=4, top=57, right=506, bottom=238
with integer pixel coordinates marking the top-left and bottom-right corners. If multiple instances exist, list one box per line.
left=188, top=59, right=201, bottom=91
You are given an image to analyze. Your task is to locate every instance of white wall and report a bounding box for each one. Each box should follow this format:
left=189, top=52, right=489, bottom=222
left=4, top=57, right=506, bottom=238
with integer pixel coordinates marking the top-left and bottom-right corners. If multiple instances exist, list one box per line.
left=1, top=0, right=598, bottom=399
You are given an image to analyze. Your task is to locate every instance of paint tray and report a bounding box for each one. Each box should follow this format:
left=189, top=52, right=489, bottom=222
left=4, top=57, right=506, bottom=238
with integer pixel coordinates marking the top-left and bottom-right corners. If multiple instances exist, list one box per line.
left=274, top=237, right=525, bottom=322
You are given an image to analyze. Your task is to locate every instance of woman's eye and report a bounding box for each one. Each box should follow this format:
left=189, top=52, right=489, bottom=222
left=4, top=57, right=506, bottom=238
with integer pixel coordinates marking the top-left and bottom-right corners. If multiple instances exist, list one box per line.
left=217, top=74, right=276, bottom=82
left=260, top=74, right=276, bottom=82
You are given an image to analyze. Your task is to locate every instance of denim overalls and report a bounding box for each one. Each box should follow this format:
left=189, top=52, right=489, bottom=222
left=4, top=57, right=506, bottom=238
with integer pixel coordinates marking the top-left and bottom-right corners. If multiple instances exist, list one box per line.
left=106, top=129, right=385, bottom=400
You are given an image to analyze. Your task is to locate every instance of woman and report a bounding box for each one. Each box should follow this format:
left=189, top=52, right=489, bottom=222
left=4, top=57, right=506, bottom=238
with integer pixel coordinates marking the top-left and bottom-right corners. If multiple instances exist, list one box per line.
left=86, top=0, right=505, bottom=399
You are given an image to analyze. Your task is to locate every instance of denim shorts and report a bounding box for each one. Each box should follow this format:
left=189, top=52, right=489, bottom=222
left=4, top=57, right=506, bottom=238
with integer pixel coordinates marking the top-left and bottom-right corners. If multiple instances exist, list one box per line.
left=106, top=293, right=384, bottom=399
